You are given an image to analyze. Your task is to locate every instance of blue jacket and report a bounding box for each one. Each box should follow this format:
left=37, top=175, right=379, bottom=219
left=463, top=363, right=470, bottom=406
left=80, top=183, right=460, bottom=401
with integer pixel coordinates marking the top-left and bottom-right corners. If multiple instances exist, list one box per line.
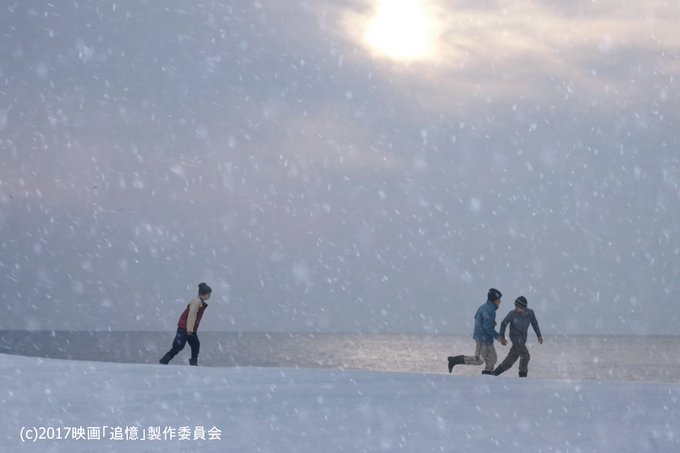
left=472, top=300, right=501, bottom=344
left=499, top=308, right=542, bottom=345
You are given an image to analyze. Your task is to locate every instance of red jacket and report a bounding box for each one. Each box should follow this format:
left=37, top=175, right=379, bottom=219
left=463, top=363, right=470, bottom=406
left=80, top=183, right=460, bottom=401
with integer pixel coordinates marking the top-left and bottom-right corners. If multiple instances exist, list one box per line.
left=177, top=297, right=209, bottom=333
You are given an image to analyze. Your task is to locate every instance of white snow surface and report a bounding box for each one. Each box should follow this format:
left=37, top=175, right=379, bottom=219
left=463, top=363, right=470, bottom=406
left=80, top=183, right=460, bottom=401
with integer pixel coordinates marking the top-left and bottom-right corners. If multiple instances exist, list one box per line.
left=2, top=353, right=678, bottom=452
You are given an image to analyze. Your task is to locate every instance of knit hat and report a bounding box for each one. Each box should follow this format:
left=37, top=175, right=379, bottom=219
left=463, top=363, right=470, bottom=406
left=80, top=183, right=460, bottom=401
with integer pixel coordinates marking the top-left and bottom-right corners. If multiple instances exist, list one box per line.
left=515, top=296, right=528, bottom=309
left=487, top=288, right=502, bottom=302
left=198, top=282, right=212, bottom=295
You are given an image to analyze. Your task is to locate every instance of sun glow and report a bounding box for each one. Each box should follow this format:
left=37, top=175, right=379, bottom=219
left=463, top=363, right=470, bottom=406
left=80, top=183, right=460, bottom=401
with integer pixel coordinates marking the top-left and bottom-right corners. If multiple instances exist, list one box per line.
left=363, top=0, right=439, bottom=61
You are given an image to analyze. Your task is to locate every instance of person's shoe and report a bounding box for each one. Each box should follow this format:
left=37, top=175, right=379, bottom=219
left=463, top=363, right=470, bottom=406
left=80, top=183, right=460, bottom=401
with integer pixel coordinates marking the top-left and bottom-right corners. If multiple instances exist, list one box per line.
left=519, top=371, right=527, bottom=378
left=447, top=355, right=465, bottom=373
left=481, top=370, right=494, bottom=375
left=189, top=359, right=198, bottom=366
left=159, top=353, right=172, bottom=365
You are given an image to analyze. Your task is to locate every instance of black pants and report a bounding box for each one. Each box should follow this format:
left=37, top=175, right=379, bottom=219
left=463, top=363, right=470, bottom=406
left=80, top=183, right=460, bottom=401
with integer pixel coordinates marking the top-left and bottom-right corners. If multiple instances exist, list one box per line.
left=497, top=342, right=530, bottom=374
left=163, top=328, right=200, bottom=364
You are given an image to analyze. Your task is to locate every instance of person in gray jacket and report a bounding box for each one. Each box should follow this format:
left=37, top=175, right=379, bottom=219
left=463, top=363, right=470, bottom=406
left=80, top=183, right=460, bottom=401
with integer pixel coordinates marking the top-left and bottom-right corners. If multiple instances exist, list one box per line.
left=492, top=296, right=543, bottom=377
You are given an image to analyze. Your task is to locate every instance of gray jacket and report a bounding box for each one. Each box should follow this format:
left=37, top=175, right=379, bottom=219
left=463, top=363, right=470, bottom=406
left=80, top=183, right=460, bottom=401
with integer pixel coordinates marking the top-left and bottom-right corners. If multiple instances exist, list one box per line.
left=499, top=309, right=542, bottom=345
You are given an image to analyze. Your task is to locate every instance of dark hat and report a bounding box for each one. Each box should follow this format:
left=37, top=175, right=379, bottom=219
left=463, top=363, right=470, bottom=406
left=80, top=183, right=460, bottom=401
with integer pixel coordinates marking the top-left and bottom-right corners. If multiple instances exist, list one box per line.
left=198, top=282, right=212, bottom=295
left=515, top=296, right=528, bottom=308
left=488, top=288, right=502, bottom=302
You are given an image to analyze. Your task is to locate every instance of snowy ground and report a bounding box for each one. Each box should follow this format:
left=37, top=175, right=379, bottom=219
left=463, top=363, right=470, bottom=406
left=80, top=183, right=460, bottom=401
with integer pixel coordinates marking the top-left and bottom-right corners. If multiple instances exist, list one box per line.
left=2, top=353, right=678, bottom=452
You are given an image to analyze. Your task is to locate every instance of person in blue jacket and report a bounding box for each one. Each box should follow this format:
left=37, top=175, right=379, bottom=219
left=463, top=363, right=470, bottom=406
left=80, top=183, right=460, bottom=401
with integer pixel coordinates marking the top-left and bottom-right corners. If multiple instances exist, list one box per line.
left=448, top=288, right=507, bottom=375
left=492, top=296, right=543, bottom=377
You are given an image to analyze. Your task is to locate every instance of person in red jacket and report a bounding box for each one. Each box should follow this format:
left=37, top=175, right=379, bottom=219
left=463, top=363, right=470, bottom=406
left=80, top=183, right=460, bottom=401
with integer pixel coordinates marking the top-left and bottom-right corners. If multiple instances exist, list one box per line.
left=159, top=282, right=212, bottom=366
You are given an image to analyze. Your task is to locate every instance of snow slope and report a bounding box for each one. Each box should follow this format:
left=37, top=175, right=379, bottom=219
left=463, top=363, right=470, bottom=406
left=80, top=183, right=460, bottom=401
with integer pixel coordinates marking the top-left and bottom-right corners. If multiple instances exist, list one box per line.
left=2, top=353, right=678, bottom=452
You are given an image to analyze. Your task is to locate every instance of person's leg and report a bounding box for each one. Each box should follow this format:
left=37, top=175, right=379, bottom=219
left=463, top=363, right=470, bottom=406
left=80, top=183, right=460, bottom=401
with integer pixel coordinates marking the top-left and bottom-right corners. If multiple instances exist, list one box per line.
left=493, top=345, right=520, bottom=376
left=448, top=342, right=483, bottom=372
left=187, top=334, right=200, bottom=366
left=159, top=328, right=188, bottom=364
left=517, top=343, right=530, bottom=377
left=481, top=343, right=497, bottom=373
left=463, top=341, right=485, bottom=365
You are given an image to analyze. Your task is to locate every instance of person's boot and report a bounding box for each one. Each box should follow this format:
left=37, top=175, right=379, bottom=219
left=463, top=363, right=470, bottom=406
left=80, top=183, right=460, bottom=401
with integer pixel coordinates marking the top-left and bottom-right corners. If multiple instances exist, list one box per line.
left=519, top=371, right=527, bottom=378
left=447, top=355, right=465, bottom=373
left=159, top=353, right=173, bottom=365
left=481, top=369, right=494, bottom=375
left=189, top=358, right=198, bottom=366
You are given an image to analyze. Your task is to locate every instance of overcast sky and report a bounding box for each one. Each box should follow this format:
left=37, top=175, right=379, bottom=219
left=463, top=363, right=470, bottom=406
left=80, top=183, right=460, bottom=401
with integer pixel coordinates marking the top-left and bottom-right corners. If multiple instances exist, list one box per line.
left=1, top=0, right=678, bottom=335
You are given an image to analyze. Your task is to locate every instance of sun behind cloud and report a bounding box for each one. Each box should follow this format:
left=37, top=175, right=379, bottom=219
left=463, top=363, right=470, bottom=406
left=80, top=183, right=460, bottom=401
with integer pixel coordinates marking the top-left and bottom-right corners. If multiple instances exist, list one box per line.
left=362, top=0, right=440, bottom=61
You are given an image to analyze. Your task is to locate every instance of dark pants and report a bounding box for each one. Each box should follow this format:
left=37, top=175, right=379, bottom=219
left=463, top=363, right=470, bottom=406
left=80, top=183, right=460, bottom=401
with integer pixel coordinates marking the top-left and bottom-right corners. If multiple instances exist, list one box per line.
left=161, top=328, right=200, bottom=364
left=497, top=342, right=530, bottom=374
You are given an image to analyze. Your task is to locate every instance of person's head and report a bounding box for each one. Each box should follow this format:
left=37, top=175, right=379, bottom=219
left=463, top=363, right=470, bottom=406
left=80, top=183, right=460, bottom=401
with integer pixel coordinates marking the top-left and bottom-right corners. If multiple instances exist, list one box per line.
left=488, top=288, right=502, bottom=306
left=514, top=296, right=528, bottom=313
left=198, top=282, right=212, bottom=300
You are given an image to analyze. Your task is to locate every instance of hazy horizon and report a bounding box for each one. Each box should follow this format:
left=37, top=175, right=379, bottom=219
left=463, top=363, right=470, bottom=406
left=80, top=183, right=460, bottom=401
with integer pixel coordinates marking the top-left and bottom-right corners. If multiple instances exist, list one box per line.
left=2, top=328, right=680, bottom=338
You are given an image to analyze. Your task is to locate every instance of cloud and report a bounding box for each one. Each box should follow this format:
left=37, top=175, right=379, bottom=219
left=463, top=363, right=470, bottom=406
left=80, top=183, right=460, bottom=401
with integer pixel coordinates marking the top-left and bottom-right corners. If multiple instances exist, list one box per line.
left=0, top=0, right=679, bottom=334
left=335, top=0, right=680, bottom=106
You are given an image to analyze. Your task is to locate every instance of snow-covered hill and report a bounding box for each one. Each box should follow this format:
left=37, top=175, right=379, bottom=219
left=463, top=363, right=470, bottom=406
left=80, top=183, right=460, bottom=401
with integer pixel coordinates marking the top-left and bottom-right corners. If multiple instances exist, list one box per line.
left=2, top=353, right=678, bottom=452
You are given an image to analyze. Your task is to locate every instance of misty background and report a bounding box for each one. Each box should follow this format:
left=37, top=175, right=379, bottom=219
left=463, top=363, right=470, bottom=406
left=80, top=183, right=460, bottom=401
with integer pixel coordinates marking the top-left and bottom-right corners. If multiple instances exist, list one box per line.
left=0, top=0, right=678, bottom=335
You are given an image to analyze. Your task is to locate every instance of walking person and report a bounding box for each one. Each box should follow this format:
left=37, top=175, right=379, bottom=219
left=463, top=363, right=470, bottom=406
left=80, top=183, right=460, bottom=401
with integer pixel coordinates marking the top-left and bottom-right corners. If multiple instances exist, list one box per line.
left=448, top=288, right=507, bottom=375
left=492, top=296, right=542, bottom=377
left=159, top=282, right=212, bottom=366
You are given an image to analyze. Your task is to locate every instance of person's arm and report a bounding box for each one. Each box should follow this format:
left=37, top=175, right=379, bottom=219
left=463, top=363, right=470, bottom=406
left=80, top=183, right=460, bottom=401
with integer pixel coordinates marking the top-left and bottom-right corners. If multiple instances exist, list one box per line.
left=497, top=311, right=511, bottom=345
left=530, top=311, right=543, bottom=344
left=499, top=311, right=512, bottom=338
left=185, top=299, right=201, bottom=334
left=483, top=309, right=500, bottom=340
